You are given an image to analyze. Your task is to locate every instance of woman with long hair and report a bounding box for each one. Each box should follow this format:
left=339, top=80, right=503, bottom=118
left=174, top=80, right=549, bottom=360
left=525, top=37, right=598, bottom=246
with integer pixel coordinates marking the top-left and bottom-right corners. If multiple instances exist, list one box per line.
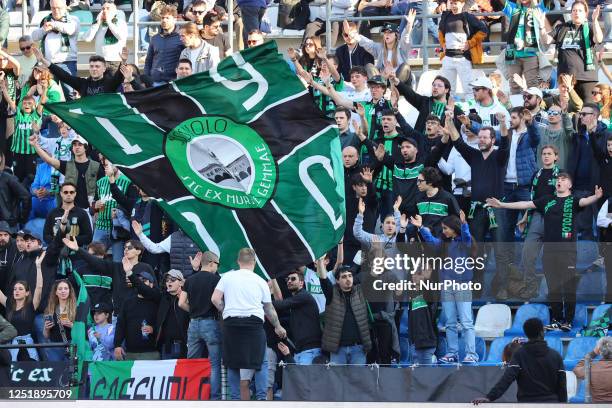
left=179, top=22, right=220, bottom=74
left=43, top=279, right=76, bottom=361
left=288, top=36, right=323, bottom=75
left=0, top=252, right=44, bottom=361
left=591, top=83, right=611, bottom=125
left=20, top=66, right=65, bottom=112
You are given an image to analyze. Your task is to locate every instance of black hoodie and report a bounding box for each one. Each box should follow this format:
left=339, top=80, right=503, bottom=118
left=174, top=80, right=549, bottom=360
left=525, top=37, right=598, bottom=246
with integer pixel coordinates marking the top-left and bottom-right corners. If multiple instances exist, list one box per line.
left=486, top=339, right=567, bottom=402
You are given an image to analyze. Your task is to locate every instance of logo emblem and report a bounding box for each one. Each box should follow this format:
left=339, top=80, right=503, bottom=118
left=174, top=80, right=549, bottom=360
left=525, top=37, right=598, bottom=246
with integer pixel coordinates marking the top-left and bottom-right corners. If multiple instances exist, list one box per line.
left=165, top=116, right=277, bottom=209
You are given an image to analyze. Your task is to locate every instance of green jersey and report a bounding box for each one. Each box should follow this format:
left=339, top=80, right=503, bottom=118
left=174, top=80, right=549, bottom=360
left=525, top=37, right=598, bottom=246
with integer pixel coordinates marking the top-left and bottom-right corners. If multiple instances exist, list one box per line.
left=11, top=108, right=41, bottom=154
left=95, top=174, right=132, bottom=231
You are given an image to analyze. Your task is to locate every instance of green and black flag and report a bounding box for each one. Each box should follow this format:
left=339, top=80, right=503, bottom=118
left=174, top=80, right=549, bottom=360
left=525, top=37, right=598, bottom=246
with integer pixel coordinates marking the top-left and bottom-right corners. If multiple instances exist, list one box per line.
left=72, top=270, right=93, bottom=396
left=47, top=42, right=345, bottom=278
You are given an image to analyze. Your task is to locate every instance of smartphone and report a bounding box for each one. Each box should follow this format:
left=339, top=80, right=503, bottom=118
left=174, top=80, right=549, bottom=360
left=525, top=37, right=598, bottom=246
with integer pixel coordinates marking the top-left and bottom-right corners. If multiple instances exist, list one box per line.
left=44, top=314, right=53, bottom=322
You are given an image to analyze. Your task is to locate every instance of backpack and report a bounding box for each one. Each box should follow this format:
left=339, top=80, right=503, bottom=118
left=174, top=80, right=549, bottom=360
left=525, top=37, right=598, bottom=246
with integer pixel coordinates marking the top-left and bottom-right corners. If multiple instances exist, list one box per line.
left=579, top=308, right=611, bottom=338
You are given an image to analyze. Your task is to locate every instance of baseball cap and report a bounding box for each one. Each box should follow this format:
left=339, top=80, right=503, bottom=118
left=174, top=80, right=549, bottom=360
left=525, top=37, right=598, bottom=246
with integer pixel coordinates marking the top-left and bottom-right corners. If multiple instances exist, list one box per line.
left=137, top=271, right=157, bottom=284
left=92, top=302, right=112, bottom=313
left=398, top=136, right=418, bottom=148
left=469, top=76, right=493, bottom=90
left=381, top=23, right=399, bottom=33
left=164, top=269, right=185, bottom=281
left=524, top=87, right=543, bottom=99
left=367, top=75, right=387, bottom=87
left=71, top=135, right=89, bottom=146
left=22, top=229, right=42, bottom=242
left=16, top=229, right=27, bottom=237
left=0, top=221, right=11, bottom=234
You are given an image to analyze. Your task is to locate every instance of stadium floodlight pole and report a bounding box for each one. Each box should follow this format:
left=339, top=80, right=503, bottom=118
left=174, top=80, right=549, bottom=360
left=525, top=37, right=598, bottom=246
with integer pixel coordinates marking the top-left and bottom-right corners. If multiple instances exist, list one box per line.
left=325, top=0, right=332, bottom=49
left=21, top=1, right=27, bottom=36
left=422, top=0, right=429, bottom=72
left=133, top=0, right=139, bottom=65
left=228, top=0, right=234, bottom=54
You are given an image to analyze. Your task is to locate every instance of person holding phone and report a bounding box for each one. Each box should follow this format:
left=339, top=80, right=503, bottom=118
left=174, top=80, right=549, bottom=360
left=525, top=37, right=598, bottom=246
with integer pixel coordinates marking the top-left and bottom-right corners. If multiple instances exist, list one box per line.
left=43, top=279, right=76, bottom=361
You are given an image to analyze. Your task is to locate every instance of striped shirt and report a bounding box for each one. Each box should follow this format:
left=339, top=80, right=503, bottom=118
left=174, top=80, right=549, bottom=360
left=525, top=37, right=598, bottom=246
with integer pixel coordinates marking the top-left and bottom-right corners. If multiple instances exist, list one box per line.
left=95, top=174, right=131, bottom=231
left=11, top=108, right=41, bottom=154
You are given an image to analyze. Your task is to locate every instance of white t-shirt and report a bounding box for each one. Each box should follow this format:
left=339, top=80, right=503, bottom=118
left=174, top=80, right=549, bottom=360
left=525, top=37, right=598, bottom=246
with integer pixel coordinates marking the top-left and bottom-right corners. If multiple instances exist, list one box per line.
left=215, top=269, right=271, bottom=321
left=505, top=129, right=521, bottom=183
left=303, top=268, right=335, bottom=314
left=460, top=99, right=510, bottom=132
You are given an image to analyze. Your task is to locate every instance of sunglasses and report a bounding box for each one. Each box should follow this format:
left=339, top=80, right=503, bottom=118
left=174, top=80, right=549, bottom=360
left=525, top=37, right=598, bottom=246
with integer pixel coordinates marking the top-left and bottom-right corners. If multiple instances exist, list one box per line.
left=522, top=94, right=535, bottom=99
left=20, top=45, right=32, bottom=51
left=61, top=190, right=76, bottom=195
left=547, top=110, right=561, bottom=116
left=473, top=87, right=487, bottom=92
left=416, top=179, right=426, bottom=184
left=192, top=9, right=205, bottom=14
left=286, top=276, right=299, bottom=282
left=125, top=245, right=134, bottom=250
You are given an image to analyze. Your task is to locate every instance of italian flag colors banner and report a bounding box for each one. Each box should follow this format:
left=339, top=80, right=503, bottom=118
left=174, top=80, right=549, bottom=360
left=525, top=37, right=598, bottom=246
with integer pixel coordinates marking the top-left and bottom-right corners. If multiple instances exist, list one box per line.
left=89, top=359, right=211, bottom=400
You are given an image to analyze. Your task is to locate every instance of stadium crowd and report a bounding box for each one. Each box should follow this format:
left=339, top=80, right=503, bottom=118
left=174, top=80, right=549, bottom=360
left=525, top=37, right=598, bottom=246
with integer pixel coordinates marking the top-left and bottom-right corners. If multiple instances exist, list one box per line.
left=0, top=0, right=609, bottom=402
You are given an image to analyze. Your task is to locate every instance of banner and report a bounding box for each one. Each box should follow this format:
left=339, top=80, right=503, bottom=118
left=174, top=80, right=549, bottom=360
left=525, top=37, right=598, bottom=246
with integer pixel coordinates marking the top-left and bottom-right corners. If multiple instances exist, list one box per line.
left=9, top=361, right=71, bottom=388
left=282, top=365, right=517, bottom=402
left=88, top=358, right=211, bottom=400
left=47, top=41, right=345, bottom=279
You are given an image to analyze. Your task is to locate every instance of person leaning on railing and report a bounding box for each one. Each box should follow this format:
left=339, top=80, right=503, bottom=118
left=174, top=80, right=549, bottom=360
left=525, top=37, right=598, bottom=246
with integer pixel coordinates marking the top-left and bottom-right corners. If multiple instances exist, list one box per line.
left=573, top=337, right=612, bottom=403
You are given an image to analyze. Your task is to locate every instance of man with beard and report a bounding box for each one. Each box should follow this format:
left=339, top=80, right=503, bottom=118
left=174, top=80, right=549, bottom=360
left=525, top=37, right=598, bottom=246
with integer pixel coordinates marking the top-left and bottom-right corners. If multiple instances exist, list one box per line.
left=144, top=5, right=185, bottom=85
left=334, top=22, right=375, bottom=82
left=446, top=109, right=510, bottom=299
left=0, top=221, right=18, bottom=307
left=463, top=77, right=510, bottom=132
left=42, top=181, right=92, bottom=247
left=272, top=270, right=322, bottom=365
left=344, top=169, right=377, bottom=265
left=523, top=87, right=548, bottom=129
left=414, top=167, right=461, bottom=237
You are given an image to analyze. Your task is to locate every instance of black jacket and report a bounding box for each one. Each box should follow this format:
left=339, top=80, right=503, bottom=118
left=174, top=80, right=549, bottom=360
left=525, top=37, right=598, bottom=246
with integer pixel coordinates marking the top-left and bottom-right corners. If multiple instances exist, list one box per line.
left=43, top=206, right=93, bottom=248
left=408, top=294, right=438, bottom=350
left=273, top=288, right=322, bottom=352
left=568, top=121, right=609, bottom=191
left=486, top=339, right=567, bottom=402
left=589, top=129, right=612, bottom=198
left=335, top=43, right=375, bottom=82
left=0, top=239, right=20, bottom=295
left=155, top=292, right=189, bottom=347
left=0, top=170, right=30, bottom=228
left=49, top=63, right=125, bottom=97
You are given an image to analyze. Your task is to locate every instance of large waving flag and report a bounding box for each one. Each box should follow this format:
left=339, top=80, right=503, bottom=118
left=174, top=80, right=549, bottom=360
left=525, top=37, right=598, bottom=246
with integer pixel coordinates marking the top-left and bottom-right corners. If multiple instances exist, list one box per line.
left=47, top=42, right=345, bottom=278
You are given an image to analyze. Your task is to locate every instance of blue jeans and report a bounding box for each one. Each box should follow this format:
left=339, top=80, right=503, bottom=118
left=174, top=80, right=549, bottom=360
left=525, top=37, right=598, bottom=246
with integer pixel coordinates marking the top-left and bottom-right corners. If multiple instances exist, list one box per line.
left=239, top=6, right=265, bottom=44
left=54, top=61, right=77, bottom=100
left=139, top=15, right=152, bottom=52
left=227, top=350, right=268, bottom=401
left=396, top=2, right=439, bottom=44
left=412, top=346, right=436, bottom=365
left=441, top=289, right=477, bottom=361
left=33, top=314, right=48, bottom=361
left=294, top=348, right=321, bottom=365
left=93, top=228, right=124, bottom=262
left=378, top=189, right=396, bottom=224
left=501, top=183, right=531, bottom=243
left=46, top=346, right=69, bottom=362
left=187, top=318, right=222, bottom=400
left=330, top=345, right=366, bottom=365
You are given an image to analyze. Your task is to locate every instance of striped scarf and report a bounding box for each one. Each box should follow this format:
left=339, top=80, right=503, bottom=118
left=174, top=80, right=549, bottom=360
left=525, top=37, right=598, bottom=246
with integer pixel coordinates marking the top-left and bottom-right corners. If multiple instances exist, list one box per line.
left=102, top=17, right=119, bottom=45
left=40, top=14, right=71, bottom=56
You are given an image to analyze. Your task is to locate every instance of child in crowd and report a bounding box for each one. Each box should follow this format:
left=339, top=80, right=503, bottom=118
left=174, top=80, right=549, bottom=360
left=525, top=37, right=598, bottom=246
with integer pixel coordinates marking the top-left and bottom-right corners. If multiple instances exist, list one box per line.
left=88, top=302, right=115, bottom=361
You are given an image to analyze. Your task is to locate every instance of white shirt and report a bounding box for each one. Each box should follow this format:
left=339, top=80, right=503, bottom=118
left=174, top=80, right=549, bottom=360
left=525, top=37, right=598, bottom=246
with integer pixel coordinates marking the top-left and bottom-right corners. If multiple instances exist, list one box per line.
left=215, top=269, right=271, bottom=321
left=438, top=134, right=479, bottom=195
left=460, top=99, right=510, bottom=132
left=137, top=231, right=171, bottom=254
left=85, top=17, right=128, bottom=62
left=340, top=85, right=371, bottom=103
left=15, top=54, right=38, bottom=88
left=303, top=268, right=335, bottom=314
left=505, top=129, right=522, bottom=183
left=597, top=200, right=611, bottom=228
left=31, top=15, right=80, bottom=63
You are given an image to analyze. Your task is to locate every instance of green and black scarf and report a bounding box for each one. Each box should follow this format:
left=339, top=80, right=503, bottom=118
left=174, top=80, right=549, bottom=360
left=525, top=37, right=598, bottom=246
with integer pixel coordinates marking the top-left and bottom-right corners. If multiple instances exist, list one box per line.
left=40, top=14, right=71, bottom=56
left=523, top=164, right=559, bottom=236
left=101, top=16, right=119, bottom=45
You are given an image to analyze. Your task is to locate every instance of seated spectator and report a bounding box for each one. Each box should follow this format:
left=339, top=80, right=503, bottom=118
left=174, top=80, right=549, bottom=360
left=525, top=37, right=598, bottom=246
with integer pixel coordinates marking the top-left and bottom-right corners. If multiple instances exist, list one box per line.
left=43, top=279, right=76, bottom=361
left=304, top=0, right=356, bottom=47
left=179, top=23, right=220, bottom=73
left=573, top=337, right=612, bottom=403
left=84, top=0, right=129, bottom=73
left=502, top=339, right=523, bottom=366
left=88, top=302, right=115, bottom=361
left=473, top=318, right=567, bottom=404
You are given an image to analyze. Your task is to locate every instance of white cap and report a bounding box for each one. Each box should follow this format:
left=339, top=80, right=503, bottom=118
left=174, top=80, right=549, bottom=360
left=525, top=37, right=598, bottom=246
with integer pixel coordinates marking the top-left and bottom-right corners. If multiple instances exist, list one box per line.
left=524, top=87, right=543, bottom=99
left=71, top=135, right=89, bottom=146
left=469, top=76, right=493, bottom=90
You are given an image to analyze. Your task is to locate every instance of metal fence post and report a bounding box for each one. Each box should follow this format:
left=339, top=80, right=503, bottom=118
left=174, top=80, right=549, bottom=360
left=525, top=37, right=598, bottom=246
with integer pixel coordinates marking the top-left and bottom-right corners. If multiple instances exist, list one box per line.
left=133, top=0, right=139, bottom=64
left=584, top=354, right=592, bottom=403
left=422, top=0, right=429, bottom=73
left=325, top=0, right=332, bottom=48
left=228, top=0, right=234, bottom=54
left=22, top=1, right=27, bottom=37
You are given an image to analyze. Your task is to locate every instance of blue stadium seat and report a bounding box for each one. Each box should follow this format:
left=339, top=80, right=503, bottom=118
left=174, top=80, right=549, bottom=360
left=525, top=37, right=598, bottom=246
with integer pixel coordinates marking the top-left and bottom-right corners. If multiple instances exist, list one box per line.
left=569, top=380, right=585, bottom=403
left=564, top=337, right=599, bottom=370
left=458, top=336, right=486, bottom=362
left=544, top=336, right=563, bottom=356
left=546, top=304, right=589, bottom=337
left=483, top=336, right=514, bottom=365
left=504, top=303, right=550, bottom=336
left=590, top=304, right=611, bottom=323
left=576, top=240, right=599, bottom=270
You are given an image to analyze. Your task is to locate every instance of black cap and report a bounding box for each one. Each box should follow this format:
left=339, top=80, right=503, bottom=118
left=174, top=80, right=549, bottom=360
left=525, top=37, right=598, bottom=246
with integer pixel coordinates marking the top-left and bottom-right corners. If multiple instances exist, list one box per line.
left=137, top=271, right=157, bottom=284
left=22, top=229, right=42, bottom=242
left=15, top=229, right=27, bottom=237
left=367, top=75, right=387, bottom=86
left=398, top=136, right=418, bottom=148
left=381, top=23, right=399, bottom=33
left=0, top=221, right=11, bottom=234
left=92, top=302, right=112, bottom=313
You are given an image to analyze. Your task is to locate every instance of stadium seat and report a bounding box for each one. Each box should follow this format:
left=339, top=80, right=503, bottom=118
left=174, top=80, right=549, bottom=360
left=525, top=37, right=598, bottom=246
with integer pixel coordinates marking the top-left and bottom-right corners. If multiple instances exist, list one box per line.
left=504, top=303, right=550, bottom=336
left=8, top=11, right=27, bottom=42
left=565, top=370, right=577, bottom=401
left=546, top=303, right=588, bottom=337
left=69, top=10, right=92, bottom=40
left=576, top=240, right=600, bottom=270
left=544, top=336, right=563, bottom=356
left=509, top=94, right=523, bottom=108
left=458, top=336, right=486, bottom=362
left=564, top=337, right=599, bottom=370
left=474, top=303, right=512, bottom=338
left=590, top=304, right=611, bottom=323
left=263, top=5, right=282, bottom=36
left=416, top=70, right=440, bottom=96
left=484, top=336, right=514, bottom=365
left=569, top=379, right=585, bottom=403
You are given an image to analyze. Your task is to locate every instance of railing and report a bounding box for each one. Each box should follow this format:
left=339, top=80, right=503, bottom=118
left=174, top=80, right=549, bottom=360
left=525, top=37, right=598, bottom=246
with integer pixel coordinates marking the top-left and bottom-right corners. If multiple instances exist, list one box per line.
left=6, top=0, right=610, bottom=69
